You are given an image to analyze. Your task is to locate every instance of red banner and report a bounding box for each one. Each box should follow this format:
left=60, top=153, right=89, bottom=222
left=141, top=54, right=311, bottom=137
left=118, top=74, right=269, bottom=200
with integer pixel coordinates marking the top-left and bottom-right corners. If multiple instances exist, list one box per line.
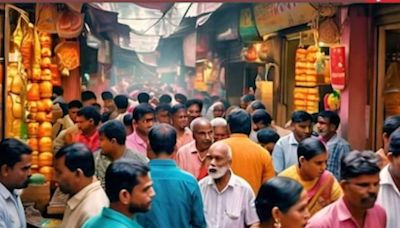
left=330, top=46, right=346, bottom=90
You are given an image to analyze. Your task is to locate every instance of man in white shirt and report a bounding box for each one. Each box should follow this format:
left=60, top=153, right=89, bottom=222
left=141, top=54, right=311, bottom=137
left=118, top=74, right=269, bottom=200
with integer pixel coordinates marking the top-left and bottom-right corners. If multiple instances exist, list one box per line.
left=377, top=129, right=400, bottom=228
left=0, top=139, right=32, bottom=228
left=54, top=143, right=109, bottom=228
left=199, top=142, right=259, bottom=228
left=272, top=111, right=313, bottom=173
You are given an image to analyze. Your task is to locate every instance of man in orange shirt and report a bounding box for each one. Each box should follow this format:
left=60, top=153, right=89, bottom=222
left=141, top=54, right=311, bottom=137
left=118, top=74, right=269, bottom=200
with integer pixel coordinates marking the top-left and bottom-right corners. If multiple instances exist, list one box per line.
left=222, top=109, right=275, bottom=193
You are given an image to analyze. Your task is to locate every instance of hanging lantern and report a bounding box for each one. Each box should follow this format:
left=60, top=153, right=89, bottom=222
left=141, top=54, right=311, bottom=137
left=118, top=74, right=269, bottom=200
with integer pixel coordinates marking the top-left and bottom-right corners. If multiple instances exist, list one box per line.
left=330, top=46, right=346, bottom=90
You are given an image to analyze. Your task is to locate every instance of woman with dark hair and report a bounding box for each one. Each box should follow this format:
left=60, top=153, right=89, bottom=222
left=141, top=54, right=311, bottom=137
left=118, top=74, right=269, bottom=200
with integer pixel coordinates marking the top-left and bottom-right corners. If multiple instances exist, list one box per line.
left=279, top=137, right=342, bottom=216
left=256, top=177, right=310, bottom=228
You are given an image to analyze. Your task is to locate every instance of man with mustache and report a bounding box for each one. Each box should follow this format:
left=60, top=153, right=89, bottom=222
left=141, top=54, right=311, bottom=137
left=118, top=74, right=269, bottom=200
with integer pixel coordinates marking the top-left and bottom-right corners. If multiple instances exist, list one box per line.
left=199, top=142, right=259, bottom=228
left=0, top=139, right=32, bottom=228
left=377, top=129, right=400, bottom=228
left=307, top=151, right=386, bottom=228
left=316, top=111, right=351, bottom=180
left=176, top=117, right=213, bottom=180
left=83, top=160, right=155, bottom=227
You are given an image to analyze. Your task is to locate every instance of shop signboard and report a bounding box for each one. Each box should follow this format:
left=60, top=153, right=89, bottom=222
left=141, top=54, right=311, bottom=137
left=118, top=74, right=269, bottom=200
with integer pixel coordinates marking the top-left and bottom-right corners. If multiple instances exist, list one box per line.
left=330, top=46, right=346, bottom=90
left=239, top=7, right=260, bottom=43
left=253, top=3, right=315, bottom=37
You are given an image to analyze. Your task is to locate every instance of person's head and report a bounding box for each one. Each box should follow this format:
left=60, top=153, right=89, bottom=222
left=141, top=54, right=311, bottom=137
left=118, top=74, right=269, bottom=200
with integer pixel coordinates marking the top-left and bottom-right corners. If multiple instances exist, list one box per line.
left=252, top=109, right=272, bottom=132
left=291, top=111, right=313, bottom=142
left=159, top=94, right=172, bottom=104
left=257, top=129, right=280, bottom=153
left=123, top=114, right=134, bottom=135
left=92, top=103, right=102, bottom=112
left=76, top=106, right=101, bottom=134
left=227, top=109, right=252, bottom=136
left=387, top=129, right=400, bottom=185
left=52, top=86, right=63, bottom=100
left=101, top=91, right=115, bottom=113
left=297, top=138, right=328, bottom=180
left=316, top=111, right=340, bottom=139
left=255, top=177, right=309, bottom=227
left=99, top=120, right=126, bottom=158
left=171, top=104, right=188, bottom=130
left=240, top=94, right=255, bottom=110
left=174, top=93, right=187, bottom=104
left=207, top=142, right=232, bottom=179
left=246, top=100, right=266, bottom=113
left=212, top=102, right=225, bottom=118
left=0, top=139, right=32, bottom=191
left=190, top=118, right=213, bottom=152
left=54, top=144, right=95, bottom=195
left=138, top=92, right=150, bottom=104
left=132, top=104, right=155, bottom=137
left=148, top=124, right=177, bottom=157
left=105, top=160, right=155, bottom=214
left=210, top=117, right=230, bottom=141
left=114, top=95, right=129, bottom=112
left=382, top=115, right=400, bottom=153
left=225, top=105, right=240, bottom=118
left=68, top=100, right=83, bottom=123
left=155, top=104, right=171, bottom=124
left=81, top=90, right=97, bottom=107
left=185, top=99, right=203, bottom=124
left=340, top=151, right=380, bottom=211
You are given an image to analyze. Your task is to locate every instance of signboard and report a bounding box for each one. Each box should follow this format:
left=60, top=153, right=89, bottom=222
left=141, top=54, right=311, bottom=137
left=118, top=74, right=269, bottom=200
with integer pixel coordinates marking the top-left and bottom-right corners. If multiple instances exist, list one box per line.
left=330, top=46, right=346, bottom=90
left=239, top=7, right=260, bottom=43
left=254, top=3, right=315, bottom=36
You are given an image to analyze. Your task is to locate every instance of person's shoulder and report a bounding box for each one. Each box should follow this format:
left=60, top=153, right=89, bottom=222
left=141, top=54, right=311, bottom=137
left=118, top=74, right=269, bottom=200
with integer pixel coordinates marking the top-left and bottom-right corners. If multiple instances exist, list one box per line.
left=276, top=133, right=292, bottom=144
left=279, top=165, right=297, bottom=176
left=233, top=174, right=254, bottom=193
left=306, top=202, right=337, bottom=227
left=371, top=203, right=387, bottom=217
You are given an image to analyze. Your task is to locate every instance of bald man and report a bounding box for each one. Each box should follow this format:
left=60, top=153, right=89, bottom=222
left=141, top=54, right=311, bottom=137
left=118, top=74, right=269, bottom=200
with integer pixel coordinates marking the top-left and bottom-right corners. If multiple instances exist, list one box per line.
left=199, top=142, right=259, bottom=228
left=176, top=117, right=213, bottom=180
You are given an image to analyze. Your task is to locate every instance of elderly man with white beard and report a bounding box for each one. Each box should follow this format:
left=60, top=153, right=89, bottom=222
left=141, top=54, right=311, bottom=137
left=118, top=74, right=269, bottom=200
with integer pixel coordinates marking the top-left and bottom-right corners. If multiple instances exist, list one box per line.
left=199, top=142, right=259, bottom=228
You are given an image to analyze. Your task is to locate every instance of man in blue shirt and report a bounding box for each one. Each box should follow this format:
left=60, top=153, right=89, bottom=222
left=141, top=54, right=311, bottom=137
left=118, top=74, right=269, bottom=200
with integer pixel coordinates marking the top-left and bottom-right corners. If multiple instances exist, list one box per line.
left=84, top=160, right=155, bottom=228
left=316, top=111, right=351, bottom=180
left=0, top=138, right=32, bottom=228
left=137, top=124, right=206, bottom=228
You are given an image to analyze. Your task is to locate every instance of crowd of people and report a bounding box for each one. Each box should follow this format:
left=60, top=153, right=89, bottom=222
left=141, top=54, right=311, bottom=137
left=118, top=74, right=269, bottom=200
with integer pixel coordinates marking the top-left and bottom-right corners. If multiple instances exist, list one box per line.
left=0, top=88, right=399, bottom=228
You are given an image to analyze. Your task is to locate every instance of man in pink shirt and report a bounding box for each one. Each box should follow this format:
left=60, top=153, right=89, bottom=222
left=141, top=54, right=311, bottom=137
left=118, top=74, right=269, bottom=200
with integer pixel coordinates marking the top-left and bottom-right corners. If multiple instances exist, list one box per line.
left=75, top=106, right=101, bottom=153
left=176, top=117, right=213, bottom=180
left=126, top=104, right=155, bottom=157
left=307, top=151, right=386, bottom=228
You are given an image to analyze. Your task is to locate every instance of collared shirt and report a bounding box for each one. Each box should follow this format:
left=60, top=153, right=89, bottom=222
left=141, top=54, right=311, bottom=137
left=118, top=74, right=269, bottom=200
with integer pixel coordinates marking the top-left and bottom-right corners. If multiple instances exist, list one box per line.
left=377, top=165, right=400, bottom=228
left=176, top=128, right=194, bottom=150
left=136, top=159, right=206, bottom=228
left=76, top=130, right=100, bottom=153
left=126, top=132, right=148, bottom=157
left=0, top=183, right=26, bottom=228
left=272, top=132, right=299, bottom=173
left=60, top=179, right=109, bottom=228
left=306, top=197, right=386, bottom=228
left=199, top=171, right=259, bottom=228
left=324, top=134, right=351, bottom=180
left=376, top=148, right=389, bottom=169
left=222, top=134, right=275, bottom=194
left=83, top=207, right=142, bottom=228
left=94, top=148, right=149, bottom=189
left=176, top=141, right=208, bottom=179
